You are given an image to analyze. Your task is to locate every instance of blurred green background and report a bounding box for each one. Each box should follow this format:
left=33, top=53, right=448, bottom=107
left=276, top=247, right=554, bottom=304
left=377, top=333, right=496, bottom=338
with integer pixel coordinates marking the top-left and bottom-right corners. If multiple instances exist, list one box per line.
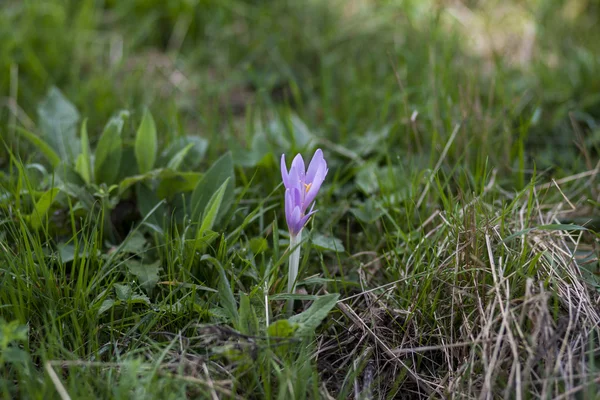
left=2, top=0, right=599, bottom=172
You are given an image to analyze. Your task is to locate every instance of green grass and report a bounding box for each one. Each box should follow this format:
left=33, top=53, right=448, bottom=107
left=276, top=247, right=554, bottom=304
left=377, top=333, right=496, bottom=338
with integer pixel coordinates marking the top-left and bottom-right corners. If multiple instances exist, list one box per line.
left=1, top=0, right=600, bottom=398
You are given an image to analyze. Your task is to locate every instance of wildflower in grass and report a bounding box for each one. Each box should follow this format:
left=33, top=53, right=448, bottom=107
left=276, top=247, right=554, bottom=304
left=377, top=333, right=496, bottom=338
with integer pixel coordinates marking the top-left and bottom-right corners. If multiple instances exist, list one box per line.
left=280, top=149, right=328, bottom=309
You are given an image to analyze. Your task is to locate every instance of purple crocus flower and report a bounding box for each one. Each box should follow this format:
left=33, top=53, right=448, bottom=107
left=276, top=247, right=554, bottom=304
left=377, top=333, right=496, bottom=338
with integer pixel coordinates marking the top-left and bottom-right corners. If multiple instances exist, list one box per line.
left=281, top=149, right=328, bottom=236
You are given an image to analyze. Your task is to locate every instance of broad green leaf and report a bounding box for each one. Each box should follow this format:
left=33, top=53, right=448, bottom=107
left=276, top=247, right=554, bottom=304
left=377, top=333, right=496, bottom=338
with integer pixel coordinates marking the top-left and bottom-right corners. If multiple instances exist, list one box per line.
left=156, top=281, right=217, bottom=293
left=237, top=293, right=259, bottom=335
left=135, top=109, right=158, bottom=174
left=56, top=162, right=87, bottom=187
left=57, top=181, right=95, bottom=212
left=347, top=127, right=389, bottom=157
left=166, top=143, right=194, bottom=171
left=202, top=255, right=238, bottom=322
left=118, top=169, right=160, bottom=195
left=126, top=260, right=161, bottom=293
left=230, top=132, right=271, bottom=167
left=190, top=152, right=235, bottom=223
left=288, top=114, right=314, bottom=149
left=58, top=244, right=77, bottom=263
left=160, top=136, right=208, bottom=170
left=136, top=183, right=166, bottom=229
left=94, top=111, right=128, bottom=184
left=350, top=198, right=385, bottom=223
left=15, top=127, right=61, bottom=168
left=266, top=113, right=314, bottom=150
left=187, top=230, right=220, bottom=255
left=121, top=231, right=147, bottom=254
left=57, top=243, right=93, bottom=263
left=116, top=146, right=139, bottom=181
left=269, top=294, right=321, bottom=301
left=129, top=293, right=151, bottom=305
left=198, top=178, right=230, bottom=235
left=289, top=293, right=339, bottom=336
left=75, top=119, right=92, bottom=184
left=0, top=319, right=29, bottom=343
left=249, top=237, right=268, bottom=255
left=311, top=234, right=345, bottom=252
left=120, top=169, right=201, bottom=197
left=27, top=187, right=60, bottom=229
left=98, top=299, right=115, bottom=316
left=355, top=162, right=379, bottom=194
left=114, top=283, right=132, bottom=301
left=267, top=319, right=298, bottom=338
left=156, top=171, right=202, bottom=199
left=37, top=87, right=80, bottom=162
left=3, top=347, right=29, bottom=364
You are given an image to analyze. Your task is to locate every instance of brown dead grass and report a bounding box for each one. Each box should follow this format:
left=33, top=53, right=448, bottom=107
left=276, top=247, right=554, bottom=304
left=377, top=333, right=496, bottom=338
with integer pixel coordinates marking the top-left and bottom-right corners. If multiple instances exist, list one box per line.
left=316, top=169, right=600, bottom=399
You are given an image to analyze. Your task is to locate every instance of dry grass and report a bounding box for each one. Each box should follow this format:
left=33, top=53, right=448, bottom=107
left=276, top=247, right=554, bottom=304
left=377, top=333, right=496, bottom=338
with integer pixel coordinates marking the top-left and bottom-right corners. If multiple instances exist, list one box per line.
left=315, top=172, right=600, bottom=399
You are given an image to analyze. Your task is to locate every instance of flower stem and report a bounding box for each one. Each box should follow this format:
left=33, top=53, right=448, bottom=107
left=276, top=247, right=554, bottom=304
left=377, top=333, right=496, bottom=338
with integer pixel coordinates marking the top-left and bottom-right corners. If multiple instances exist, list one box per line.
left=287, top=230, right=302, bottom=314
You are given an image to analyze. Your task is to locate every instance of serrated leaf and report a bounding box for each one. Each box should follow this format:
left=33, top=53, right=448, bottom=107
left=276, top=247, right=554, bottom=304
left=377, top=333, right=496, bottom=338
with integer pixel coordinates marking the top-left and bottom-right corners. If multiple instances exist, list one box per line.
left=126, top=260, right=161, bottom=293
left=135, top=109, right=158, bottom=174
left=94, top=111, right=128, bottom=184
left=27, top=187, right=60, bottom=229
left=311, top=234, right=345, bottom=252
left=190, top=152, right=235, bottom=224
left=289, top=293, right=339, bottom=336
left=37, top=87, right=80, bottom=162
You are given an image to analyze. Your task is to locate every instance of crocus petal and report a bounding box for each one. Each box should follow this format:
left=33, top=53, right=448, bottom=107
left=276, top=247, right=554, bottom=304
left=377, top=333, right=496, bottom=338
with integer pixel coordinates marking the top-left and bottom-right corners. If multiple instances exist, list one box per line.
left=291, top=154, right=306, bottom=184
left=305, top=149, right=325, bottom=183
left=285, top=196, right=299, bottom=235
left=303, top=164, right=328, bottom=211
left=291, top=186, right=302, bottom=207
left=285, top=187, right=305, bottom=235
left=297, top=208, right=318, bottom=231
left=288, top=163, right=302, bottom=192
left=281, top=154, right=290, bottom=188
left=290, top=206, right=304, bottom=236
left=284, top=189, right=294, bottom=229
